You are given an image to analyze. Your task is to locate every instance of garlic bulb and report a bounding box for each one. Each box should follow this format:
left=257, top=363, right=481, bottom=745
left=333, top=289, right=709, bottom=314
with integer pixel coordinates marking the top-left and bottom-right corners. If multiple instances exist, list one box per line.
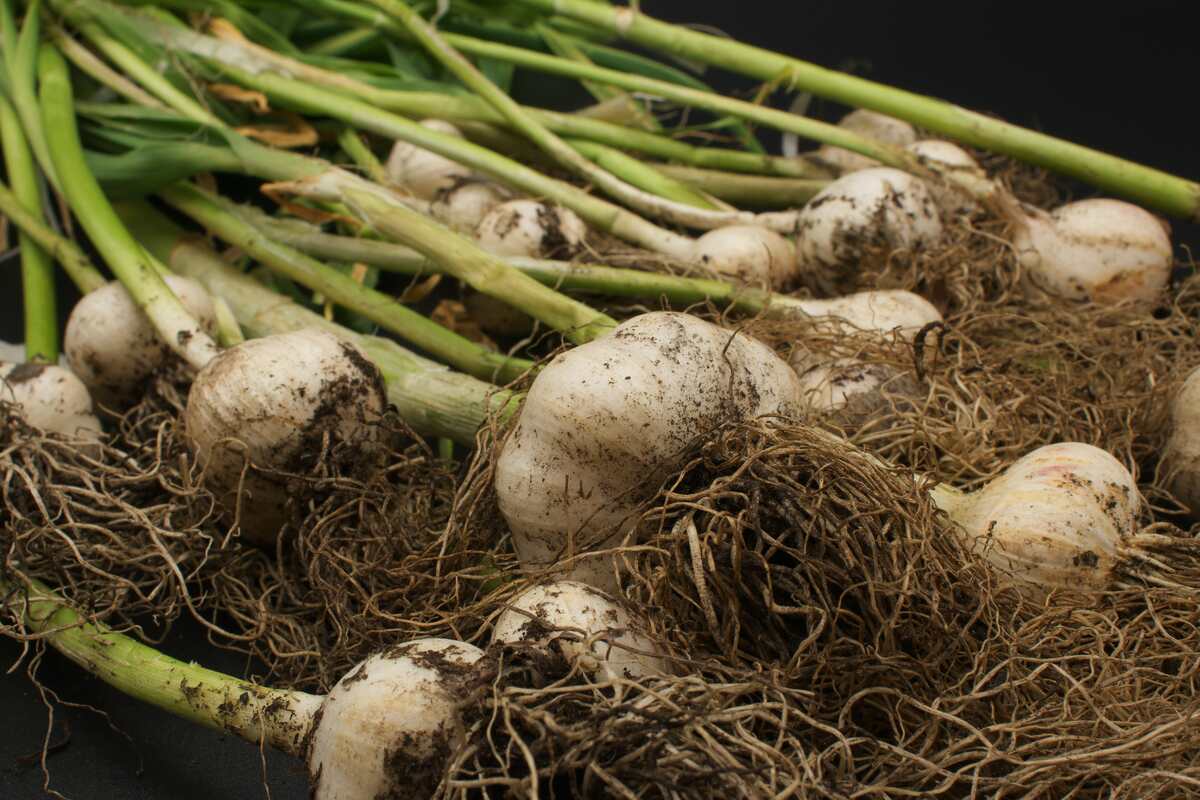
left=690, top=225, right=798, bottom=289
left=475, top=199, right=589, bottom=259
left=64, top=276, right=218, bottom=409
left=307, top=638, right=483, bottom=800
left=494, top=312, right=802, bottom=591
left=1, top=361, right=103, bottom=441
left=1163, top=366, right=1200, bottom=515
left=492, top=581, right=665, bottom=680
left=1011, top=198, right=1172, bottom=304
left=795, top=168, right=944, bottom=293
left=430, top=180, right=510, bottom=234
left=816, top=109, right=918, bottom=174
left=184, top=328, right=387, bottom=545
left=906, top=139, right=984, bottom=215
left=932, top=442, right=1140, bottom=591
left=385, top=119, right=474, bottom=199
left=791, top=357, right=918, bottom=424
left=777, top=289, right=942, bottom=341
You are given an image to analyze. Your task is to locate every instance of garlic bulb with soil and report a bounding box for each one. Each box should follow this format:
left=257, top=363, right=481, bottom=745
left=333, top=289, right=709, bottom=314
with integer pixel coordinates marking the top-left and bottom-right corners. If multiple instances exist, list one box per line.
left=385, top=118, right=475, bottom=199
left=816, top=109, right=918, bottom=174
left=64, top=276, right=219, bottom=409
left=795, top=168, right=944, bottom=294
left=931, top=442, right=1147, bottom=591
left=1, top=361, right=103, bottom=441
left=1163, top=366, right=1200, bottom=515
left=307, top=638, right=484, bottom=799
left=184, top=328, right=387, bottom=546
left=430, top=179, right=511, bottom=234
left=906, top=139, right=984, bottom=216
left=1010, top=198, right=1172, bottom=304
left=475, top=199, right=589, bottom=259
left=494, top=312, right=803, bottom=591
left=791, top=358, right=919, bottom=425
left=492, top=581, right=665, bottom=680
left=690, top=224, right=798, bottom=289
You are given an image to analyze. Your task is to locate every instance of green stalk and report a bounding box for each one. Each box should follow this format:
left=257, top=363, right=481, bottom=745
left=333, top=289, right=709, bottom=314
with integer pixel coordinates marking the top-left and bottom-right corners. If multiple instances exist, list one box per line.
left=523, top=0, right=1200, bottom=221
left=231, top=205, right=820, bottom=317
left=38, top=43, right=219, bottom=370
left=569, top=139, right=723, bottom=210
left=1, top=96, right=56, bottom=361
left=309, top=25, right=381, bottom=57
left=362, top=0, right=800, bottom=233
left=1, top=0, right=59, bottom=188
left=337, top=126, right=388, bottom=184
left=158, top=181, right=533, bottom=384
left=1, top=573, right=321, bottom=757
left=653, top=165, right=828, bottom=208
left=0, top=179, right=107, bottom=294
left=51, top=24, right=166, bottom=108
left=289, top=170, right=617, bottom=343
left=46, top=0, right=218, bottom=126
left=203, top=61, right=698, bottom=257
left=121, top=200, right=510, bottom=444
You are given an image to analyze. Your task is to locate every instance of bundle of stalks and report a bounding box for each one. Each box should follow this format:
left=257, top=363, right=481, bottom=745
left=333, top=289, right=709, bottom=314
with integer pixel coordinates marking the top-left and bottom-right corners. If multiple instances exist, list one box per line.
left=4, top=0, right=1200, bottom=797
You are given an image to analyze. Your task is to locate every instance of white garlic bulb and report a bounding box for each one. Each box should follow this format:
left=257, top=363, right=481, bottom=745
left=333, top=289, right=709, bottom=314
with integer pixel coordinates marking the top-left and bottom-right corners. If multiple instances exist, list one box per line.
left=430, top=180, right=510, bottom=234
left=495, top=312, right=802, bottom=591
left=64, top=276, right=218, bottom=409
left=933, top=442, right=1139, bottom=591
left=1163, top=366, right=1200, bottom=515
left=184, top=328, right=387, bottom=545
left=1012, top=198, right=1172, bottom=304
left=492, top=581, right=665, bottom=680
left=778, top=289, right=942, bottom=341
left=1, top=361, right=103, bottom=442
left=475, top=199, right=589, bottom=259
left=385, top=119, right=474, bottom=199
left=906, top=139, right=985, bottom=215
left=795, top=168, right=944, bottom=292
left=791, top=357, right=918, bottom=424
left=307, top=638, right=483, bottom=800
left=690, top=224, right=798, bottom=289
left=816, top=109, right=918, bottom=174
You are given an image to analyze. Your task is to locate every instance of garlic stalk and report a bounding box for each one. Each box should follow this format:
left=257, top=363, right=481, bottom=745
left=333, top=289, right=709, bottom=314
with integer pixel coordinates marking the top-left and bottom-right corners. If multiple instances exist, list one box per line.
left=0, top=575, right=482, bottom=800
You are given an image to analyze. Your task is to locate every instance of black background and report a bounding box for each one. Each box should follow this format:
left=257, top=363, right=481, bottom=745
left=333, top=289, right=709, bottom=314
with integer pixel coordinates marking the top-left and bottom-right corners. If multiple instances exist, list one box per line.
left=3, top=2, right=1197, bottom=798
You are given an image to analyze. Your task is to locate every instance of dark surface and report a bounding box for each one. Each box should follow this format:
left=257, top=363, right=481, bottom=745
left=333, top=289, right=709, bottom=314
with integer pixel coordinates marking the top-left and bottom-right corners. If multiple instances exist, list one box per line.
left=2, top=2, right=1197, bottom=798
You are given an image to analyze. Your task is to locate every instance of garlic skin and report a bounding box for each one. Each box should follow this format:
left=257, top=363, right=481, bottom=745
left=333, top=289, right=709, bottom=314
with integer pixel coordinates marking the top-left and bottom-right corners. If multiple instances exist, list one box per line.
left=690, top=225, right=798, bottom=289
left=475, top=199, right=588, bottom=259
left=385, top=119, right=474, bottom=199
left=495, top=312, right=802, bottom=591
left=933, top=442, right=1139, bottom=591
left=816, top=109, right=918, bottom=174
left=795, top=168, right=944, bottom=292
left=307, top=639, right=483, bottom=800
left=64, top=276, right=218, bottom=409
left=777, top=289, right=941, bottom=341
left=184, top=329, right=387, bottom=546
left=492, top=581, right=665, bottom=680
left=1012, top=198, right=1172, bottom=304
left=1164, top=367, right=1200, bottom=515
left=430, top=180, right=510, bottom=234
left=906, top=139, right=984, bottom=216
left=1, top=361, right=103, bottom=441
